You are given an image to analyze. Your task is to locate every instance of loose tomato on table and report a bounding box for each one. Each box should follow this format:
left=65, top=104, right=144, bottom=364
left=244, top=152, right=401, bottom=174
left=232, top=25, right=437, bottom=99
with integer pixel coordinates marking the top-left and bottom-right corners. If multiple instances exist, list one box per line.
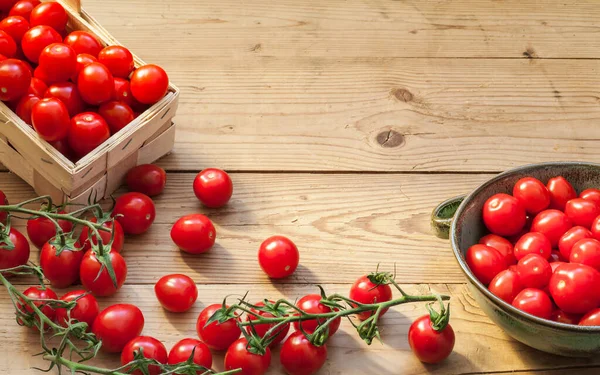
left=488, top=268, right=522, bottom=303
left=15, top=93, right=39, bottom=124
left=579, top=308, right=600, bottom=326
left=0, top=58, right=30, bottom=101
left=466, top=244, right=507, bottom=285
left=512, top=177, right=550, bottom=214
left=39, top=239, right=83, bottom=289
left=68, top=112, right=110, bottom=158
left=26, top=210, right=73, bottom=248
left=479, top=234, right=516, bottom=265
left=558, top=226, right=593, bottom=260
left=245, top=301, right=290, bottom=347
left=98, top=45, right=134, bottom=78
left=31, top=97, right=69, bottom=141
left=125, top=164, right=166, bottom=197
left=514, top=232, right=552, bottom=261
left=54, top=290, right=99, bottom=329
left=193, top=168, right=233, bottom=208
left=168, top=338, right=213, bottom=370
left=99, top=100, right=135, bottom=134
left=280, top=331, right=327, bottom=375
left=258, top=235, right=299, bottom=279
left=78, top=217, right=124, bottom=252
left=569, top=238, right=600, bottom=271
left=21, top=25, right=61, bottom=62
left=408, top=314, right=455, bottom=364
left=154, top=273, right=198, bottom=313
left=9, top=0, right=39, bottom=20
left=44, top=82, right=85, bottom=116
left=77, top=62, right=114, bottom=105
left=0, top=227, right=30, bottom=273
left=196, top=303, right=241, bottom=351
left=79, top=249, right=127, bottom=297
left=19, top=285, right=57, bottom=328
left=0, top=15, right=29, bottom=42
left=516, top=253, right=552, bottom=289
left=549, top=263, right=600, bottom=314
left=294, top=294, right=341, bottom=337
left=482, top=193, right=527, bottom=236
left=112, top=192, right=156, bottom=235
left=121, top=336, right=168, bottom=375
left=224, top=337, right=272, bottom=375
left=512, top=288, right=553, bottom=319
left=547, top=176, right=577, bottom=211
left=349, top=274, right=392, bottom=320
left=29, top=1, right=67, bottom=31
left=580, top=188, right=600, bottom=207
left=564, top=198, right=600, bottom=228
left=130, top=64, right=169, bottom=105
left=64, top=31, right=102, bottom=57
left=92, top=304, right=144, bottom=353
left=171, top=214, right=215, bottom=254
left=530, top=209, right=573, bottom=247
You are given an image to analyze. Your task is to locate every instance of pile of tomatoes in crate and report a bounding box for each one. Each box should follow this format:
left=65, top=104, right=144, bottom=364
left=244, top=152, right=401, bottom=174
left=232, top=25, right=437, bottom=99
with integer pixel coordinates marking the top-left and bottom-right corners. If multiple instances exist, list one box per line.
left=468, top=176, right=600, bottom=325
left=0, top=0, right=169, bottom=161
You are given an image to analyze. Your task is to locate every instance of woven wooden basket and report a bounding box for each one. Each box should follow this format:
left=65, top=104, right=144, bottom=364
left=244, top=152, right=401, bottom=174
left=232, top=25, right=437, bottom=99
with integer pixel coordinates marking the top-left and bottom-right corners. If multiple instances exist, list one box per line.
left=0, top=0, right=179, bottom=206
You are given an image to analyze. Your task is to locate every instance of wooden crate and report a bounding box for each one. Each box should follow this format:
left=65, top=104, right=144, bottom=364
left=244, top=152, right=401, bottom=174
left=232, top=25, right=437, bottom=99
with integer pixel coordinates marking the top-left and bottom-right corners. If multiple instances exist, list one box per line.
left=0, top=0, right=179, bottom=206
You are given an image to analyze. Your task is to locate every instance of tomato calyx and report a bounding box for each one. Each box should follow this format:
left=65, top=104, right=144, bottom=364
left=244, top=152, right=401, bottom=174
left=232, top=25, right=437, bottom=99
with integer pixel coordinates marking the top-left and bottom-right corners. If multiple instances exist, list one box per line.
left=425, top=296, right=451, bottom=332
left=0, top=219, right=15, bottom=250
left=47, top=233, right=79, bottom=256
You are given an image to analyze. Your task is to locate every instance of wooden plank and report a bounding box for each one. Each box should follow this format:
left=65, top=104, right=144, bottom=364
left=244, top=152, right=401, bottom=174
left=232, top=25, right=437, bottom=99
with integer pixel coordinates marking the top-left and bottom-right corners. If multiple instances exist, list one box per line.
left=82, top=0, right=600, bottom=59
left=1, top=284, right=599, bottom=374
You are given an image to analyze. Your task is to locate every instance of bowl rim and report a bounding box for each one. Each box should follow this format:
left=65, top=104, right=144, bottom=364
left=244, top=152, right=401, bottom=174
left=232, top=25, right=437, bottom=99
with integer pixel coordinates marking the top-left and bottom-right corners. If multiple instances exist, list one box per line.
left=450, top=161, right=600, bottom=332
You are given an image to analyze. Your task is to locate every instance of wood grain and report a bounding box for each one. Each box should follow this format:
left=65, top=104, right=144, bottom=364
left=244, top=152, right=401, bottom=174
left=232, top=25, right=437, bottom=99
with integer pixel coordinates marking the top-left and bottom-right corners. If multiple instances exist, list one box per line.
left=1, top=284, right=599, bottom=375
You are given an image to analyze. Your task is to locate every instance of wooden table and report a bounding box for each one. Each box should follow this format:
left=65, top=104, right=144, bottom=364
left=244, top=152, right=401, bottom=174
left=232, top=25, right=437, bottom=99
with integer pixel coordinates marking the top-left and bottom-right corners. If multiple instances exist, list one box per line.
left=2, top=0, right=600, bottom=373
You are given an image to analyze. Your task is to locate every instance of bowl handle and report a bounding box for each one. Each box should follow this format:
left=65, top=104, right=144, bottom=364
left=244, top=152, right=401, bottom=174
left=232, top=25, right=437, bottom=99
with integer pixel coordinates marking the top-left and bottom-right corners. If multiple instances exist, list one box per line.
left=431, top=195, right=466, bottom=240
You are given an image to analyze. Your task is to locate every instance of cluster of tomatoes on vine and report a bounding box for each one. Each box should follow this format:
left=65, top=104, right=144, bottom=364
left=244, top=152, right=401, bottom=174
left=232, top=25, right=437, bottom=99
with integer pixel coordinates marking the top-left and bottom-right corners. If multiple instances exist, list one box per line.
left=469, top=176, right=600, bottom=325
left=0, top=0, right=169, bottom=161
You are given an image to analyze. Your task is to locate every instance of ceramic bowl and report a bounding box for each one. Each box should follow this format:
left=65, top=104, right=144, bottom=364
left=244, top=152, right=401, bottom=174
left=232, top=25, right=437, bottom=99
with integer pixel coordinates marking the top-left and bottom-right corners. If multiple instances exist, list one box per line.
left=434, top=161, right=600, bottom=357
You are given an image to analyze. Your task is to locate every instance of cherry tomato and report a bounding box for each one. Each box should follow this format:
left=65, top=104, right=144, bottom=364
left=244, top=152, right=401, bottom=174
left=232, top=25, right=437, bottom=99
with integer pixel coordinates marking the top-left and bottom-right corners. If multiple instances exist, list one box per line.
left=488, top=268, right=523, bottom=303
left=580, top=188, right=600, bottom=207
left=78, top=218, right=124, bottom=253
left=98, top=45, right=134, bottom=78
left=570, top=238, right=600, bottom=271
left=465, top=244, right=507, bottom=285
left=28, top=76, right=46, bottom=96
left=482, top=193, right=526, bottom=236
left=15, top=93, right=39, bottom=124
left=549, top=263, right=600, bottom=314
left=38, top=43, right=76, bottom=83
left=0, top=58, right=30, bottom=101
left=293, top=294, right=341, bottom=337
left=44, top=82, right=85, bottom=117
left=349, top=274, right=392, bottom=320
left=9, top=0, right=39, bottom=20
left=26, top=210, right=73, bottom=248
left=0, top=189, right=7, bottom=224
left=50, top=138, right=75, bottom=160
left=512, top=177, right=550, bottom=214
left=130, top=64, right=168, bottom=104
left=516, top=253, right=552, bottom=289
left=21, top=25, right=61, bottom=62
left=558, top=226, right=593, bottom=260
left=0, top=29, right=16, bottom=57
left=68, top=112, right=110, bottom=158
left=77, top=62, right=114, bottom=105
left=112, top=192, right=156, bottom=235
left=479, top=234, right=516, bottom=265
left=121, top=336, right=168, bottom=375
left=39, top=240, right=83, bottom=289
left=579, top=308, right=600, bottom=326
left=55, top=290, right=99, bottom=329
left=564, top=198, right=600, bottom=228
left=64, top=31, right=102, bottom=57
left=196, top=303, right=241, bottom=351
left=551, top=309, right=581, bottom=325
left=113, top=76, right=133, bottom=106
left=511, top=288, right=553, bottom=319
left=168, top=338, right=213, bottom=371
left=258, top=235, right=299, bottom=279
left=72, top=52, right=96, bottom=82
left=125, top=164, right=166, bottom=197
left=193, top=168, right=233, bottom=208
left=0, top=16, right=29, bottom=42
left=225, top=337, right=271, bottom=375
left=245, top=301, right=290, bottom=347
left=92, top=304, right=144, bottom=353
left=19, top=285, right=57, bottom=328
left=154, top=273, right=198, bottom=313
left=408, top=315, right=455, bottom=364
left=29, top=1, right=67, bottom=31
left=531, top=209, right=573, bottom=247
left=280, top=331, right=327, bottom=375
left=547, top=176, right=577, bottom=211
left=0, top=227, right=30, bottom=274
left=98, top=100, right=134, bottom=134
left=171, top=214, right=215, bottom=254
left=31, top=97, right=69, bottom=141
left=514, top=232, right=552, bottom=261
left=79, top=249, right=127, bottom=297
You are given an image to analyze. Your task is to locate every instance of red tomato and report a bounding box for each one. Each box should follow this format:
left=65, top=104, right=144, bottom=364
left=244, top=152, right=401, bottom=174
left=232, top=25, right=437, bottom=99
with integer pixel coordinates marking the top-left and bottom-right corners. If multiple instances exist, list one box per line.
left=580, top=188, right=600, bottom=207
left=465, top=244, right=507, bottom=285
left=130, top=64, right=168, bottom=104
left=196, top=303, right=241, bottom=351
left=225, top=337, right=272, bottom=375
left=551, top=309, right=581, bottom=325
left=348, top=274, right=392, bottom=320
left=28, top=76, right=46, bottom=96
left=92, top=304, right=144, bottom=353
left=19, top=285, right=57, bottom=327
left=482, top=193, right=526, bottom=236
left=550, top=261, right=567, bottom=273
left=511, top=288, right=553, bottom=319
left=29, top=1, right=67, bottom=31
left=547, top=176, right=577, bottom=211
left=31, top=97, right=69, bottom=141
left=170, top=214, right=215, bottom=254
left=98, top=45, right=134, bottom=78
left=77, top=62, right=114, bottom=105
left=154, top=274, right=198, bottom=313
left=79, top=249, right=127, bottom=297
left=64, top=31, right=102, bottom=57
left=549, top=263, right=600, bottom=314
left=125, top=164, right=166, bottom=197
left=121, top=336, right=168, bottom=375
left=38, top=43, right=76, bottom=82
left=44, top=82, right=85, bottom=116
left=280, top=331, right=327, bottom=375
left=39, top=240, right=83, bottom=289
left=0, top=16, right=29, bottom=42
left=488, top=268, right=522, bottom=303
left=21, top=25, right=61, bottom=62
left=33, top=64, right=51, bottom=83
left=408, top=315, right=455, bottom=364
left=0, top=227, right=30, bottom=274
left=479, top=234, right=516, bottom=265
left=0, top=189, right=7, bottom=224
left=55, top=290, right=99, bottom=329
left=112, top=192, right=156, bottom=235
left=293, top=294, right=341, bottom=336
left=0, top=58, right=30, bottom=100
left=512, top=177, right=550, bottom=214
left=579, top=308, right=600, bottom=326
left=514, top=232, right=552, bottom=261
left=72, top=52, right=96, bottom=82
left=564, top=198, right=600, bottom=228
left=558, top=226, right=593, bottom=260
left=516, top=253, right=552, bottom=289
left=168, top=338, right=213, bottom=371
left=50, top=138, right=74, bottom=160
left=15, top=93, right=39, bottom=124
left=570, top=238, right=600, bottom=271
left=531, top=209, right=573, bottom=247
left=246, top=301, right=290, bottom=347
left=68, top=112, right=110, bottom=157
left=0, top=30, right=16, bottom=57
left=98, top=100, right=134, bottom=134
left=258, top=235, right=299, bottom=279
left=26, top=209, right=72, bottom=248
left=9, top=0, right=39, bottom=20
left=113, top=76, right=133, bottom=106
left=193, top=168, right=233, bottom=208
left=78, top=217, right=124, bottom=253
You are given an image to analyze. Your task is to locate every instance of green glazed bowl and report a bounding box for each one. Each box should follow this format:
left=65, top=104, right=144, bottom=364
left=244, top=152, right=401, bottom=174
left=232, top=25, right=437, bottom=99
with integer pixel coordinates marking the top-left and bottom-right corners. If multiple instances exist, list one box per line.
left=434, top=161, right=600, bottom=357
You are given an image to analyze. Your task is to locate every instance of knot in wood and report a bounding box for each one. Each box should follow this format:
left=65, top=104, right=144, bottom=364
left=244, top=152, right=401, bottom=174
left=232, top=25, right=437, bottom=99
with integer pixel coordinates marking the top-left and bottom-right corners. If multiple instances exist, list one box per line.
left=391, top=88, right=413, bottom=102
left=376, top=130, right=405, bottom=148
